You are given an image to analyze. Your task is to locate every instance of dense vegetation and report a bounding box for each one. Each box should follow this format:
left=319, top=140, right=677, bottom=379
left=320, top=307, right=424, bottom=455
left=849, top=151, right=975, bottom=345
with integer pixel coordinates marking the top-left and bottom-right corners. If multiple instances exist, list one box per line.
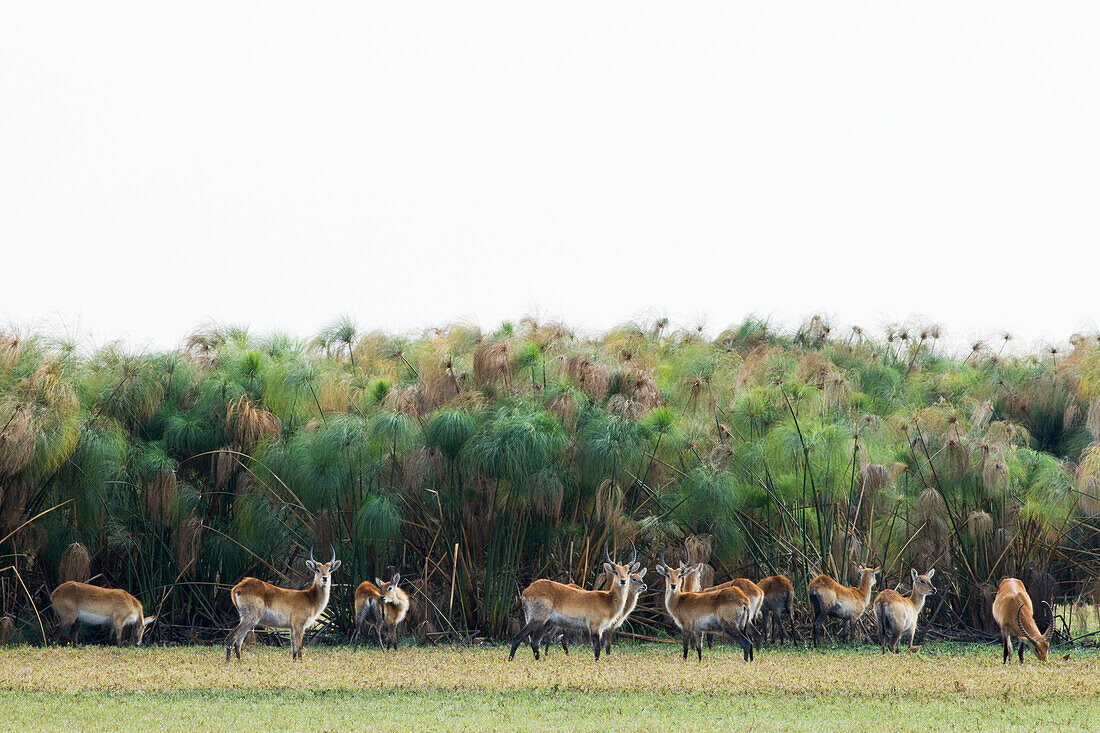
left=2, top=315, right=1099, bottom=644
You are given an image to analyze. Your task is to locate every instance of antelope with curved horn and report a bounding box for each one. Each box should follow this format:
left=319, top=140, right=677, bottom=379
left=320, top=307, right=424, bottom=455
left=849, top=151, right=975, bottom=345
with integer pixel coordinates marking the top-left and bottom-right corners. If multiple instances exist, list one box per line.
left=992, top=577, right=1052, bottom=663
left=509, top=543, right=637, bottom=661
left=352, top=572, right=409, bottom=650
left=225, top=547, right=341, bottom=662
left=50, top=582, right=156, bottom=646
left=808, top=565, right=880, bottom=648
left=543, top=543, right=647, bottom=657
left=873, top=568, right=936, bottom=654
left=601, top=542, right=647, bottom=654
left=655, top=550, right=754, bottom=662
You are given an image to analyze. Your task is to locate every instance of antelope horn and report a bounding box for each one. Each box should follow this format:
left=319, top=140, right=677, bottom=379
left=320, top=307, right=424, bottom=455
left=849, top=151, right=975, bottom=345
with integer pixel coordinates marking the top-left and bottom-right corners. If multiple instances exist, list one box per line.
left=330, top=544, right=337, bottom=564
left=629, top=539, right=638, bottom=565
left=309, top=547, right=316, bottom=564
left=659, top=549, right=668, bottom=569
left=683, top=538, right=692, bottom=568
left=1017, top=605, right=1041, bottom=647
left=604, top=542, right=614, bottom=565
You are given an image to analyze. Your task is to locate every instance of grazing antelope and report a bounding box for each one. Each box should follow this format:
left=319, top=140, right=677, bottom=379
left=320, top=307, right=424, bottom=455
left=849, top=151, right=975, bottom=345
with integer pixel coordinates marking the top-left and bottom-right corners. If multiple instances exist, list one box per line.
left=758, top=575, right=799, bottom=644
left=706, top=577, right=765, bottom=648
left=509, top=544, right=638, bottom=661
left=352, top=573, right=409, bottom=650
left=655, top=551, right=754, bottom=662
left=50, top=582, right=156, bottom=646
left=873, top=568, right=936, bottom=654
left=225, top=547, right=341, bottom=662
left=808, top=565, right=880, bottom=648
left=992, top=577, right=1052, bottom=663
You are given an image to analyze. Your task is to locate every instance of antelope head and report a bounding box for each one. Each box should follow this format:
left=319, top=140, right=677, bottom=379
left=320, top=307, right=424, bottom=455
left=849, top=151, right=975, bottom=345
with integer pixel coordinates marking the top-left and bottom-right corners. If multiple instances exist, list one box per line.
left=655, top=548, right=697, bottom=593
left=135, top=615, right=157, bottom=646
left=856, top=564, right=881, bottom=589
left=306, top=546, right=342, bottom=587
left=910, top=568, right=936, bottom=596
left=603, top=541, right=640, bottom=588
left=375, top=573, right=403, bottom=604
left=1018, top=603, right=1053, bottom=662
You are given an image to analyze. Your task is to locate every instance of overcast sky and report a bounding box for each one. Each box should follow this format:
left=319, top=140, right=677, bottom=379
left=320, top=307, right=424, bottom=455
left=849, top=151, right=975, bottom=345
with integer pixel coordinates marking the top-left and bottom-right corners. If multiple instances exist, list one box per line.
left=2, top=2, right=1098, bottom=353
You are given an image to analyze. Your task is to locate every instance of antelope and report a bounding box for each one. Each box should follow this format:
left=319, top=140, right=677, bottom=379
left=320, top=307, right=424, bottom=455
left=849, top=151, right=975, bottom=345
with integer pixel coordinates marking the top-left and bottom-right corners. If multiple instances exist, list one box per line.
left=50, top=582, right=156, bottom=646
left=808, top=565, right=880, bottom=648
left=352, top=573, right=409, bottom=650
left=991, top=577, right=1052, bottom=663
left=873, top=568, right=936, bottom=654
left=225, top=547, right=341, bottom=662
left=540, top=581, right=584, bottom=657
left=679, top=541, right=763, bottom=649
left=706, top=577, right=765, bottom=648
left=655, top=551, right=754, bottom=662
left=509, top=544, right=638, bottom=661
left=758, top=575, right=799, bottom=644
left=602, top=564, right=648, bottom=654
left=545, top=564, right=648, bottom=656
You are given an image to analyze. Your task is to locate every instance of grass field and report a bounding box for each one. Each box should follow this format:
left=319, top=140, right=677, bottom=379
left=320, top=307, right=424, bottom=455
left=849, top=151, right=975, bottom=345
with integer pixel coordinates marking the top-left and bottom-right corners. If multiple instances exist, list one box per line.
left=1, top=643, right=1097, bottom=731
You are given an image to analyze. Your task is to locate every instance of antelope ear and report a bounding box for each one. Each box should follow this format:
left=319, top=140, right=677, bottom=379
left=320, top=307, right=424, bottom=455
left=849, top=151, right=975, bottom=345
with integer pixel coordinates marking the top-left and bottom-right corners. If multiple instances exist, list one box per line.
left=305, top=560, right=318, bottom=572
left=603, top=562, right=615, bottom=574
left=911, top=568, right=919, bottom=584
left=330, top=560, right=342, bottom=572
left=655, top=565, right=668, bottom=577
left=926, top=569, right=935, bottom=580
left=391, top=572, right=400, bottom=585
left=637, top=567, right=648, bottom=579
left=143, top=616, right=156, bottom=627
left=629, top=561, right=641, bottom=572
left=375, top=578, right=384, bottom=588
left=1043, top=624, right=1053, bottom=641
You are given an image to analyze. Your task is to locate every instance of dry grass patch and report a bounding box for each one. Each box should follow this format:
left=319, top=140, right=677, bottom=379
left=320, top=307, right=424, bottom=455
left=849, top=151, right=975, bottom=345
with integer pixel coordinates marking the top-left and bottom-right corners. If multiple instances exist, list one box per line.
left=1, top=643, right=1097, bottom=699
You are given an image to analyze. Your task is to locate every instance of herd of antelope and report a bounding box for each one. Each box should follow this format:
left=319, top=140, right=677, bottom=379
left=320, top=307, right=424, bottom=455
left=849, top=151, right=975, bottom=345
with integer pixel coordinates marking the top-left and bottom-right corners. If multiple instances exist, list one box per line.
left=45, top=544, right=1055, bottom=665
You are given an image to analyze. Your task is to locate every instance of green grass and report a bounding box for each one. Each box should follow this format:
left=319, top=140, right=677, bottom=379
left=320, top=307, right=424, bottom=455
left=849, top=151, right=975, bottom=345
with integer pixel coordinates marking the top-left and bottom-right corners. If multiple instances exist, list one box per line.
left=1, top=689, right=1096, bottom=732
left=0, top=644, right=1097, bottom=731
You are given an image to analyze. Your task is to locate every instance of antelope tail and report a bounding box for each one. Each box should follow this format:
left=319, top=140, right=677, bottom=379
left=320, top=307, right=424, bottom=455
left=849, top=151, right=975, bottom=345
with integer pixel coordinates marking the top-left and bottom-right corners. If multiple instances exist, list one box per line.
left=809, top=589, right=822, bottom=618
left=877, top=603, right=891, bottom=636
left=354, top=598, right=375, bottom=636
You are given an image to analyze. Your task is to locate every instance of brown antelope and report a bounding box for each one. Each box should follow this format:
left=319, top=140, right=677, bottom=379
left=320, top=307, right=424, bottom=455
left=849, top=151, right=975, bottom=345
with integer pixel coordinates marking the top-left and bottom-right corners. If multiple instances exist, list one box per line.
left=225, top=547, right=341, bottom=662
left=873, top=568, right=936, bottom=654
left=758, top=575, right=799, bottom=644
left=509, top=544, right=638, bottom=661
left=602, top=564, right=647, bottom=654
left=808, top=565, right=880, bottom=648
left=352, top=573, right=409, bottom=650
left=50, top=582, right=156, bottom=646
left=705, top=577, right=765, bottom=648
left=655, top=551, right=754, bottom=662
left=992, top=577, right=1051, bottom=663
left=540, top=581, right=585, bottom=656
left=545, top=564, right=648, bottom=656
left=679, top=541, right=763, bottom=649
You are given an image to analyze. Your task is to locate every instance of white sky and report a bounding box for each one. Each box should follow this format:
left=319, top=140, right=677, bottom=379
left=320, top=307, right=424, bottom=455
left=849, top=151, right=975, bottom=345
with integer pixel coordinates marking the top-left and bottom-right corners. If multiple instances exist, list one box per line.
left=2, top=2, right=1098, bottom=353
